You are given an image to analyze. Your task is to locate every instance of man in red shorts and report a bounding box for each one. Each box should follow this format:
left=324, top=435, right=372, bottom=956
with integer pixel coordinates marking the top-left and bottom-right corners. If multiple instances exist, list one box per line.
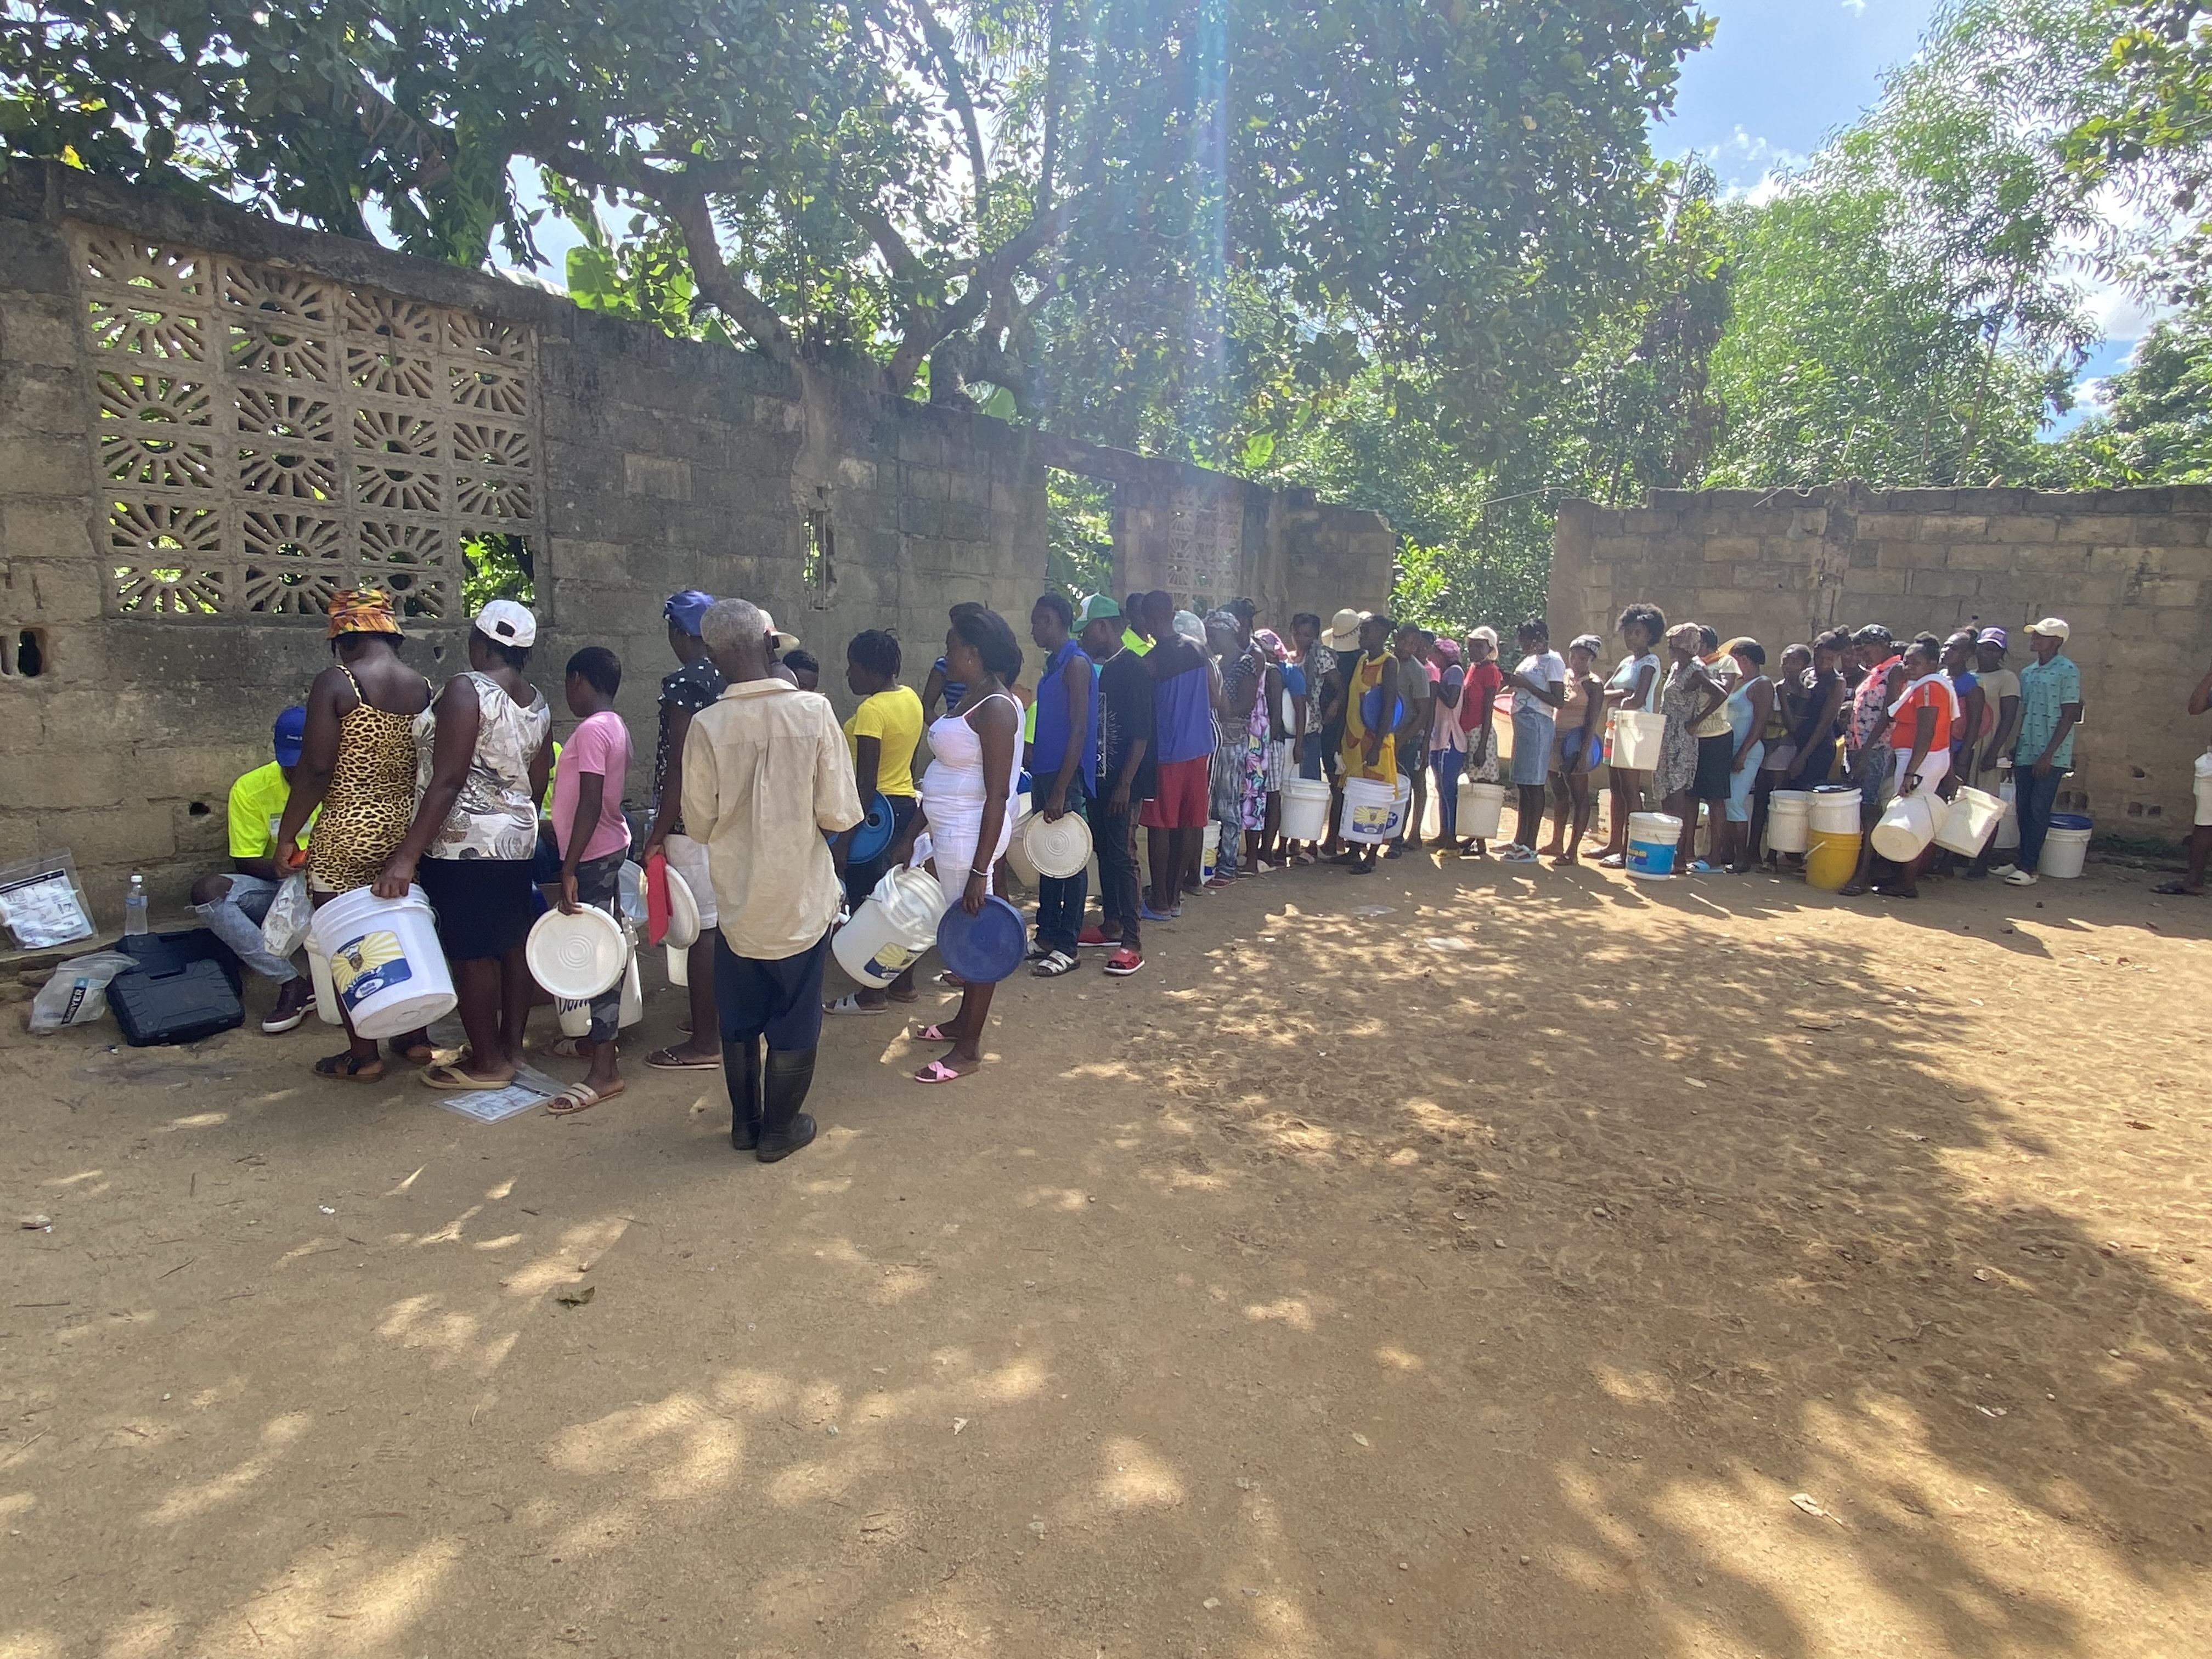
left=1139, top=589, right=1215, bottom=919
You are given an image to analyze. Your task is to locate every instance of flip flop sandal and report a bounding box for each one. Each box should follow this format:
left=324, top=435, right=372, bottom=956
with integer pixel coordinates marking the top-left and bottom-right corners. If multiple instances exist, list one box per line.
left=312, top=1052, right=384, bottom=1082
left=546, top=1082, right=623, bottom=1116
left=541, top=1035, right=600, bottom=1059
left=420, top=1060, right=517, bottom=1091
left=911, top=1022, right=960, bottom=1043
left=913, top=1059, right=973, bottom=1084
left=2153, top=881, right=2203, bottom=896
left=646, top=1046, right=720, bottom=1070
left=824, top=994, right=887, bottom=1015
left=933, top=971, right=966, bottom=989
left=1031, top=951, right=1079, bottom=978
left=386, top=1037, right=436, bottom=1064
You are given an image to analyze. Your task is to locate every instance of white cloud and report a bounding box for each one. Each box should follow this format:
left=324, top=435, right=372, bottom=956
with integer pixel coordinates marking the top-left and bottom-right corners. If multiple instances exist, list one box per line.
left=1696, top=126, right=1809, bottom=202
left=1841, top=1, right=1869, bottom=15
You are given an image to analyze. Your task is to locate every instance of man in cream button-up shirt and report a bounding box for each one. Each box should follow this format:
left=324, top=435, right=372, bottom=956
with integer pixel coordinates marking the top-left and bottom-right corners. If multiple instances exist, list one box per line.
left=682, top=599, right=861, bottom=1163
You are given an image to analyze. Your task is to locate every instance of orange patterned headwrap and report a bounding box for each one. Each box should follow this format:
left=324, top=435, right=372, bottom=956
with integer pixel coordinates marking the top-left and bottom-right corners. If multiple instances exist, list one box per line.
left=327, top=588, right=401, bottom=639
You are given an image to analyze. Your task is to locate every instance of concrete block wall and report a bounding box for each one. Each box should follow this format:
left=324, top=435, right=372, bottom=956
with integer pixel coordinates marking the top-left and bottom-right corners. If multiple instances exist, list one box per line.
left=1550, top=482, right=2212, bottom=839
left=0, top=162, right=1384, bottom=928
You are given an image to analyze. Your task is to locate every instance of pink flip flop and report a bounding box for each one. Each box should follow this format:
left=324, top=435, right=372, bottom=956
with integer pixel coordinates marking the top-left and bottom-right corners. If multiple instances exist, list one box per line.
left=911, top=1023, right=959, bottom=1043
left=913, top=1059, right=973, bottom=1084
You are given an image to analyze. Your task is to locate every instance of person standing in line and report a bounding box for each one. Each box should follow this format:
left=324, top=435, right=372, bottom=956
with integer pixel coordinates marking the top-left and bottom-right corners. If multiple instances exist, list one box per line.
left=888, top=608, right=1023, bottom=1084
left=1429, top=637, right=1469, bottom=853
left=1077, top=596, right=1153, bottom=973
left=1966, top=627, right=2022, bottom=879
left=195, top=706, right=317, bottom=1035
left=1750, top=642, right=1810, bottom=867
left=1706, top=639, right=1771, bottom=874
left=1540, top=634, right=1605, bottom=865
left=543, top=646, right=634, bottom=1115
left=374, top=600, right=552, bottom=1091
left=1685, top=630, right=1738, bottom=868
left=1785, top=628, right=1851, bottom=793
left=1595, top=604, right=1664, bottom=867
left=1849, top=633, right=1957, bottom=900
left=1390, top=623, right=1436, bottom=854
left=1458, top=627, right=1505, bottom=856
left=1120, top=596, right=1154, bottom=658
left=1839, top=624, right=1906, bottom=894
left=1496, top=618, right=1566, bottom=862
left=1026, top=592, right=1099, bottom=978
left=1291, top=612, right=1334, bottom=791
left=1654, top=622, right=1722, bottom=872
left=1251, top=627, right=1296, bottom=867
left=1339, top=613, right=1403, bottom=875
left=682, top=599, right=860, bottom=1154
left=1995, top=618, right=2083, bottom=887
left=1317, top=608, right=1366, bottom=856
left=637, top=591, right=726, bottom=1071
left=1139, top=591, right=1212, bottom=918
left=2158, top=654, right=2212, bottom=896
left=1942, top=630, right=1987, bottom=787
left=1204, top=609, right=1263, bottom=883
left=275, top=589, right=437, bottom=1081
left=823, top=628, right=925, bottom=1014
left=782, top=650, right=821, bottom=693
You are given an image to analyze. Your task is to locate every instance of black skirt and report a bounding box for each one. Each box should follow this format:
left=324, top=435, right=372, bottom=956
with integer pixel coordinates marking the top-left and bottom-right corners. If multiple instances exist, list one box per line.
left=416, top=856, right=535, bottom=962
left=1693, top=733, right=1735, bottom=801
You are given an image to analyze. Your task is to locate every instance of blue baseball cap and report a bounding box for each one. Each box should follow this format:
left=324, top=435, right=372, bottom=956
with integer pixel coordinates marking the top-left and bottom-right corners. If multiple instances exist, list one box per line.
left=664, top=590, right=715, bottom=637
left=273, top=705, right=307, bottom=767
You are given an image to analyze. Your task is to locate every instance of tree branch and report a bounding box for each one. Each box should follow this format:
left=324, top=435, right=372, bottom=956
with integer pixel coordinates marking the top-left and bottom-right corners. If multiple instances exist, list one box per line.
left=910, top=0, right=989, bottom=214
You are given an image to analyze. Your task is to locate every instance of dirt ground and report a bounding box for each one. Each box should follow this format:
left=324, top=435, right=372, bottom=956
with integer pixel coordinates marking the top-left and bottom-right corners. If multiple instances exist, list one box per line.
left=4, top=848, right=2210, bottom=1658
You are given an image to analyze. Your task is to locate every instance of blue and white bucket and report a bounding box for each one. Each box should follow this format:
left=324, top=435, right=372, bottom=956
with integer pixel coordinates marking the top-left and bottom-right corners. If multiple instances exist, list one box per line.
left=306, top=884, right=456, bottom=1039
left=1626, top=811, right=1682, bottom=879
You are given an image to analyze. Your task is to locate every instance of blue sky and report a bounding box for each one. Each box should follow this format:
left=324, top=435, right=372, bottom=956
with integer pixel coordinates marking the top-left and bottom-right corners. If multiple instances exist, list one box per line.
left=1660, top=0, right=2135, bottom=423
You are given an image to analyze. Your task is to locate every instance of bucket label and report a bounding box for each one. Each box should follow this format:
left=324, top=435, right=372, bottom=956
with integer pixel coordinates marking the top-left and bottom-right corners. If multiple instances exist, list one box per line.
left=866, top=942, right=918, bottom=979
left=331, top=929, right=414, bottom=1009
left=1350, top=804, right=1397, bottom=832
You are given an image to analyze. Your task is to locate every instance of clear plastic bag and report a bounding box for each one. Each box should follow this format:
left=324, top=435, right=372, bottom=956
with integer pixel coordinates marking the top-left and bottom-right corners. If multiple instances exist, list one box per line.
left=0, top=850, right=97, bottom=951
left=28, top=951, right=136, bottom=1033
left=259, top=873, right=313, bottom=957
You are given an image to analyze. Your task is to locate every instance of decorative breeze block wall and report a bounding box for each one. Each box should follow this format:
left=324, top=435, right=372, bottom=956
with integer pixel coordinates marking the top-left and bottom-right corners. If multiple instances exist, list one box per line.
left=75, top=232, right=538, bottom=625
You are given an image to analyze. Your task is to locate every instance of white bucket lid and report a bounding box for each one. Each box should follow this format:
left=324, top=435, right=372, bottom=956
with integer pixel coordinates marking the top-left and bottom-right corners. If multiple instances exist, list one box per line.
left=1023, top=810, right=1093, bottom=879
left=664, top=865, right=702, bottom=949
left=527, top=906, right=628, bottom=1000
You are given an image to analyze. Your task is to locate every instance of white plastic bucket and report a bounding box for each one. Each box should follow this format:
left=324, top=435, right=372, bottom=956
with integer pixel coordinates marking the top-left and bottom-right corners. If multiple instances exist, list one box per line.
left=833, top=866, right=947, bottom=985
left=1870, top=789, right=1949, bottom=862
left=1280, top=778, right=1330, bottom=842
left=307, top=885, right=456, bottom=1040
left=308, top=945, right=342, bottom=1025
left=1004, top=811, right=1040, bottom=885
left=1626, top=811, right=1681, bottom=878
left=2039, top=824, right=2091, bottom=879
left=1200, top=822, right=1221, bottom=881
left=1459, top=780, right=1506, bottom=839
left=1933, top=785, right=2004, bottom=856
left=557, top=998, right=591, bottom=1037
left=1808, top=788, right=1862, bottom=836
left=619, top=950, right=642, bottom=1028
left=2195, top=752, right=2212, bottom=826
left=1340, top=777, right=1410, bottom=843
left=1994, top=779, right=2020, bottom=849
left=1765, top=791, right=1810, bottom=854
left=1609, top=710, right=1665, bottom=772
left=665, top=940, right=690, bottom=987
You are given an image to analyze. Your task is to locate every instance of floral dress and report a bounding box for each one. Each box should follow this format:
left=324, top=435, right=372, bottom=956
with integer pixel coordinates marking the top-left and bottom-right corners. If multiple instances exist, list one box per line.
left=1655, top=660, right=1706, bottom=799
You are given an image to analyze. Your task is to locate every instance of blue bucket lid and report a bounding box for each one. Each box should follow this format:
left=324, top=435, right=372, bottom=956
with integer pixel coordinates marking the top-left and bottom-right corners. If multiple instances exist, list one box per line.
left=2049, top=812, right=2094, bottom=830
left=935, top=895, right=1026, bottom=984
left=847, top=792, right=897, bottom=864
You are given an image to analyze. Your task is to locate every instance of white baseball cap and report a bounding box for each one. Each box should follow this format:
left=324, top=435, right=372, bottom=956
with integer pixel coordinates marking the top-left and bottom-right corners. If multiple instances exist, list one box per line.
left=758, top=608, right=801, bottom=654
left=2024, top=616, right=2070, bottom=641
left=474, top=598, right=537, bottom=648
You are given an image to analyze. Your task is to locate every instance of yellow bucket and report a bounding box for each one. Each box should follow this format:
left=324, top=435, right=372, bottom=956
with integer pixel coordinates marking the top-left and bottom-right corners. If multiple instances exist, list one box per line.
left=1804, top=828, right=1861, bottom=891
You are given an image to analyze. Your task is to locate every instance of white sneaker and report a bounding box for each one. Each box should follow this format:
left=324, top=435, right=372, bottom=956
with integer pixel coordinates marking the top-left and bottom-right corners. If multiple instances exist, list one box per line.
left=2003, top=869, right=2039, bottom=887
left=1988, top=862, right=2018, bottom=878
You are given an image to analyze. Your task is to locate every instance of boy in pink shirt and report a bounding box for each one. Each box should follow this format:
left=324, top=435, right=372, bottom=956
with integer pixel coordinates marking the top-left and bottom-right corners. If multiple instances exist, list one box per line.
left=548, top=646, right=633, bottom=1113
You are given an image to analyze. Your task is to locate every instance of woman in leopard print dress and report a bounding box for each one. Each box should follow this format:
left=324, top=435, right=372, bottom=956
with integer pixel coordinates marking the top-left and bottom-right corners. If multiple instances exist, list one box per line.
left=275, top=590, right=434, bottom=1081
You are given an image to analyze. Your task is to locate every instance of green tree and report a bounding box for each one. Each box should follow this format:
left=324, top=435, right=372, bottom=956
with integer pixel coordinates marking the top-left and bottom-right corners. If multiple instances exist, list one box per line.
left=2040, top=305, right=2212, bottom=480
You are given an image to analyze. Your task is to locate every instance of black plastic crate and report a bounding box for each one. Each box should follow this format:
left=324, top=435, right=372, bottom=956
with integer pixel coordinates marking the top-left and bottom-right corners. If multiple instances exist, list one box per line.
left=107, top=957, right=244, bottom=1047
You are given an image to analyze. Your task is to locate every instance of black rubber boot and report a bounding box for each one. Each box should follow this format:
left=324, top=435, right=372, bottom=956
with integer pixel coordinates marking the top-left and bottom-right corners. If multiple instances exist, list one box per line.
left=723, top=1036, right=763, bottom=1151
left=755, top=1046, right=818, bottom=1164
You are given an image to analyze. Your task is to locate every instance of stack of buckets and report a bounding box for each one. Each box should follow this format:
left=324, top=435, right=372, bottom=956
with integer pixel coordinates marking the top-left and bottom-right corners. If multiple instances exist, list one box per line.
left=1804, top=788, right=1861, bottom=890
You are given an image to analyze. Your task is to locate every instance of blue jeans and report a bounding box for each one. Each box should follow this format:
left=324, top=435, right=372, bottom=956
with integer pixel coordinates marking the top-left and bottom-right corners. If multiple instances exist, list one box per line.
left=1431, top=749, right=1464, bottom=842
left=1034, top=789, right=1091, bottom=957
left=193, top=872, right=300, bottom=985
left=1214, top=818, right=1240, bottom=878
left=2014, top=765, right=2066, bottom=871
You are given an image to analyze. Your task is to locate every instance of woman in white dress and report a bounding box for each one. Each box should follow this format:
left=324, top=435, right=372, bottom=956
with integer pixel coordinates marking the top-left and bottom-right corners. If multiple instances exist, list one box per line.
left=884, top=608, right=1024, bottom=1083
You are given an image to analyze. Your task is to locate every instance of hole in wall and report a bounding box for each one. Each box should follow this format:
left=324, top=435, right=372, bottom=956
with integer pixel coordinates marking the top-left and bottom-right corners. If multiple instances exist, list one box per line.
left=188, top=801, right=211, bottom=817
left=15, top=628, right=46, bottom=678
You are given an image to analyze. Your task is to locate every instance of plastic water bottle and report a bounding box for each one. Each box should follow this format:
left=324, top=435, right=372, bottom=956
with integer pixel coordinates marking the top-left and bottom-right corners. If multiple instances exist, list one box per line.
left=124, top=872, right=149, bottom=937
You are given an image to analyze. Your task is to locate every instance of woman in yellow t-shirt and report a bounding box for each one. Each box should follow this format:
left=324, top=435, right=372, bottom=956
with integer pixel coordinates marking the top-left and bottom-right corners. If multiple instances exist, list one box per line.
left=828, top=628, right=927, bottom=1013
